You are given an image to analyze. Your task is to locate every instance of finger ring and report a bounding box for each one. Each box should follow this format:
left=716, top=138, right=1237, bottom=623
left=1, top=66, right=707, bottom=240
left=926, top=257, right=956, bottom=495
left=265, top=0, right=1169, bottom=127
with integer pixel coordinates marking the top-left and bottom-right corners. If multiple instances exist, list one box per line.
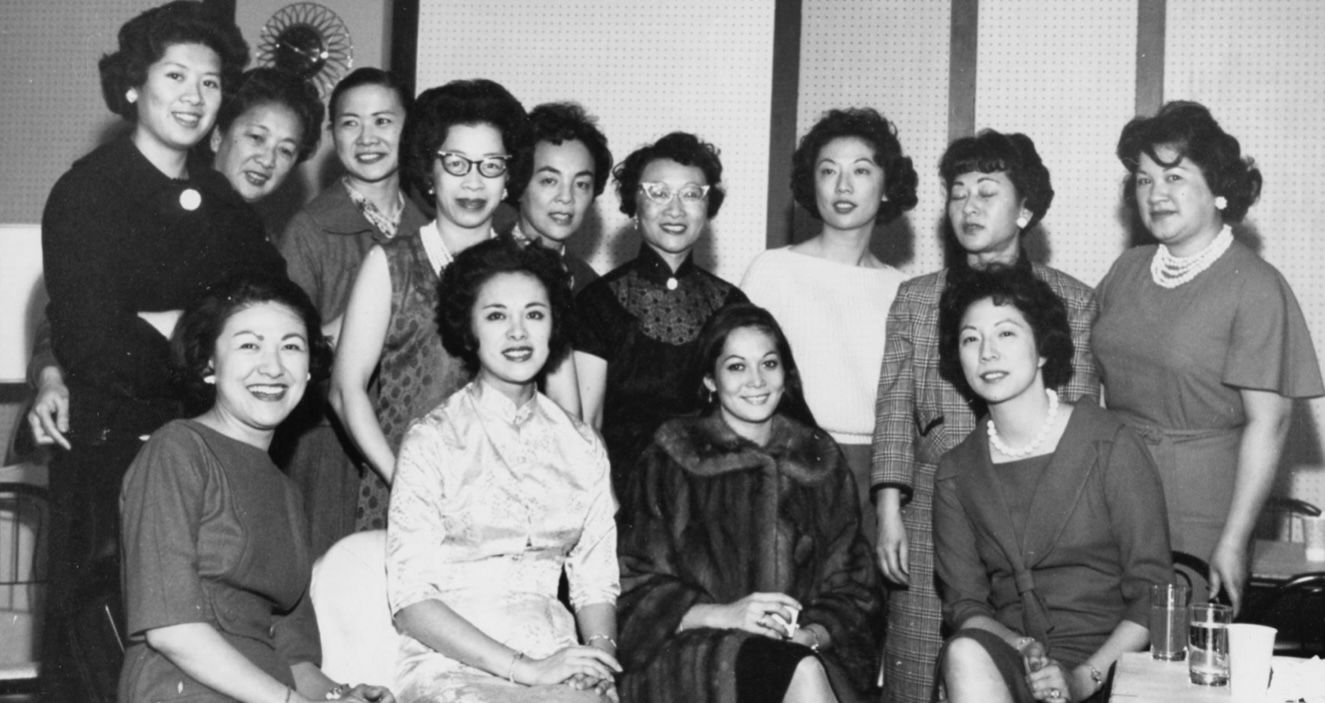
left=1049, top=688, right=1061, bottom=699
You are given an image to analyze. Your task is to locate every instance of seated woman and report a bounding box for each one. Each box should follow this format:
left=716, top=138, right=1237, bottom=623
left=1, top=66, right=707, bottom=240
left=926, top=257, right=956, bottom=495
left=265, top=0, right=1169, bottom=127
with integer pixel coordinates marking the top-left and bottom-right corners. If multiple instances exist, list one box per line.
left=932, top=268, right=1172, bottom=703
left=617, top=303, right=881, bottom=703
left=119, top=274, right=394, bottom=703
left=386, top=238, right=621, bottom=703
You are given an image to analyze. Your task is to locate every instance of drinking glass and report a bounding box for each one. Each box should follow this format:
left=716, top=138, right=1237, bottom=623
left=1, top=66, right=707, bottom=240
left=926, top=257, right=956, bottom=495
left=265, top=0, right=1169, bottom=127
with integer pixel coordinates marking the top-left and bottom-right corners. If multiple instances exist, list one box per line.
left=1148, top=583, right=1189, bottom=660
left=1188, top=603, right=1231, bottom=685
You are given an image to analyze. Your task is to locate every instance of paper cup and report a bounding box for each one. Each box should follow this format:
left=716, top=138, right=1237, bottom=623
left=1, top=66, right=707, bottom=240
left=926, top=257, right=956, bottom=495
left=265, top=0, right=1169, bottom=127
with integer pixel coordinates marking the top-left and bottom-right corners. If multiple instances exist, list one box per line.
left=1228, top=623, right=1276, bottom=701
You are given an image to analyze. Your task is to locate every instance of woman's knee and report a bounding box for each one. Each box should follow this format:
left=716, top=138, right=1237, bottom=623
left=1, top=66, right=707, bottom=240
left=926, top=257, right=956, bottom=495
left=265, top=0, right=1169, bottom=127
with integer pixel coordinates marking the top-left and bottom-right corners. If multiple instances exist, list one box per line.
left=784, top=655, right=836, bottom=703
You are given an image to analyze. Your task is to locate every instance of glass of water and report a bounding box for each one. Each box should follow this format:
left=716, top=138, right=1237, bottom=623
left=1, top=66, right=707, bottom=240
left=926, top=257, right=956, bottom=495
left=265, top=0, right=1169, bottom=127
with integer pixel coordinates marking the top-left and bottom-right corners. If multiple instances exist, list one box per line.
left=1188, top=603, right=1231, bottom=685
left=1149, top=583, right=1189, bottom=660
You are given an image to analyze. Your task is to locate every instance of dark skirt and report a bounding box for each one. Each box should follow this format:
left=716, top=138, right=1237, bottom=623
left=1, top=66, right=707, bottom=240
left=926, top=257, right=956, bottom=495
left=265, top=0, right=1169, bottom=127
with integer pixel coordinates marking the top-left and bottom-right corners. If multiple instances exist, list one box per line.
left=619, top=629, right=814, bottom=703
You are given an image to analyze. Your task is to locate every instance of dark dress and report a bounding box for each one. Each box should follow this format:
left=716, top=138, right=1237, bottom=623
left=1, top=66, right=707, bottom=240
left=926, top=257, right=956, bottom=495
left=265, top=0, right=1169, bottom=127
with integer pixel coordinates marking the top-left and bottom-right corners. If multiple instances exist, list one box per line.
left=41, top=136, right=284, bottom=699
left=617, top=414, right=882, bottom=703
left=574, top=247, right=747, bottom=492
left=933, top=404, right=1173, bottom=669
left=119, top=420, right=320, bottom=702
left=278, top=182, right=429, bottom=555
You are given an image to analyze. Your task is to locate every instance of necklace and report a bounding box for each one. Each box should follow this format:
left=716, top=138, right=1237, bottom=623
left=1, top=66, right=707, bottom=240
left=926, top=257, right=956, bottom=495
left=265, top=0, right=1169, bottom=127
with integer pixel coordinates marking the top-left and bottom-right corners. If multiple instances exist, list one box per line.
left=987, top=389, right=1060, bottom=458
left=1149, top=224, right=1233, bottom=288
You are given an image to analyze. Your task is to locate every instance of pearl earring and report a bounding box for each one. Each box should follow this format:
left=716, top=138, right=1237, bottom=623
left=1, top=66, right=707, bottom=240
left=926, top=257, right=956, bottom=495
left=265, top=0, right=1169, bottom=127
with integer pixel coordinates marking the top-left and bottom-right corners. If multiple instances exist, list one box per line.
left=1015, top=215, right=1030, bottom=229
left=126, top=88, right=138, bottom=104
left=1214, top=196, right=1228, bottom=211
left=204, top=374, right=215, bottom=385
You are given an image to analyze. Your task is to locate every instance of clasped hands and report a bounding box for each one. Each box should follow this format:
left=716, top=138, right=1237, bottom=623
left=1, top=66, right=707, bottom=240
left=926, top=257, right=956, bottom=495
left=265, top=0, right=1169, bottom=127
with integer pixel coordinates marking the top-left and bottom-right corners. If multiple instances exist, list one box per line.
left=518, top=644, right=621, bottom=701
left=1018, top=640, right=1097, bottom=703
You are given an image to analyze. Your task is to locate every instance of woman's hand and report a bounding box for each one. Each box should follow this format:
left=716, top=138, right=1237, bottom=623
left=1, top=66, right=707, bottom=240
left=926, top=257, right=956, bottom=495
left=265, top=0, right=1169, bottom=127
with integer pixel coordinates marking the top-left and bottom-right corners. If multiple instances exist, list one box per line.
left=1024, top=655, right=1073, bottom=702
left=336, top=683, right=396, bottom=702
left=517, top=645, right=621, bottom=687
left=1208, top=538, right=1249, bottom=614
left=566, top=673, right=618, bottom=701
left=876, top=489, right=910, bottom=585
left=707, top=592, right=803, bottom=638
left=28, top=365, right=71, bottom=450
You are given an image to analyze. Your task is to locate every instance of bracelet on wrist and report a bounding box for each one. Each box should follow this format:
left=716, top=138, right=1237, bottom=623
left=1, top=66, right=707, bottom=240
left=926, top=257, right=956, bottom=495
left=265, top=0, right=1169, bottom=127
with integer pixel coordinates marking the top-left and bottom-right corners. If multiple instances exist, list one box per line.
left=587, top=633, right=617, bottom=648
left=1087, top=663, right=1105, bottom=691
left=1012, top=636, right=1036, bottom=653
left=325, top=683, right=350, bottom=700
left=805, top=626, right=822, bottom=652
left=507, top=650, right=526, bottom=684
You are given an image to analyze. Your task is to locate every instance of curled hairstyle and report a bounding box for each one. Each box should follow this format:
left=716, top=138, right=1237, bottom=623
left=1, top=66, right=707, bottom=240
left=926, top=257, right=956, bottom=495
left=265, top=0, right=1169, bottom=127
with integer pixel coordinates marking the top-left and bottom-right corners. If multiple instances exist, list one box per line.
left=937, top=266, right=1074, bottom=402
left=400, top=79, right=531, bottom=204
left=614, top=132, right=726, bottom=218
left=436, top=237, right=573, bottom=377
left=329, top=67, right=413, bottom=124
left=688, top=303, right=817, bottom=428
left=1116, top=100, right=1262, bottom=223
left=171, top=273, right=330, bottom=412
left=509, top=102, right=613, bottom=198
left=940, top=129, right=1055, bottom=233
left=214, top=68, right=324, bottom=162
left=791, top=108, right=919, bottom=224
left=99, top=1, right=250, bottom=120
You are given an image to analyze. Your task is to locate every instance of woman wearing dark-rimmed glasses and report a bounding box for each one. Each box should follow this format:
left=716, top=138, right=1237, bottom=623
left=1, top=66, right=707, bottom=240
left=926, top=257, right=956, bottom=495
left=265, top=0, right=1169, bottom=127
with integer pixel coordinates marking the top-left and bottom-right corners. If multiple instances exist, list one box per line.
left=573, top=131, right=748, bottom=495
left=331, top=78, right=529, bottom=530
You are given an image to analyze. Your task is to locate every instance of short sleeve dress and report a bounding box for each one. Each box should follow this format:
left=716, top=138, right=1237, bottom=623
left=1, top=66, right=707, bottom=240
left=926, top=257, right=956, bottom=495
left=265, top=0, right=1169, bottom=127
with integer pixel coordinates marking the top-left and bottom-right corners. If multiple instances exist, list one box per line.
left=386, top=381, right=618, bottom=703
left=1091, top=241, right=1323, bottom=557
left=574, top=246, right=748, bottom=493
left=119, top=420, right=319, bottom=702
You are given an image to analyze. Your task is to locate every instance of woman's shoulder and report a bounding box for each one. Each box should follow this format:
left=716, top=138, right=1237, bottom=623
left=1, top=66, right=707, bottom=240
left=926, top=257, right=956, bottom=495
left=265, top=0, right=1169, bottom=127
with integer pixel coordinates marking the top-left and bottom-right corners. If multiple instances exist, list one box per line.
left=47, top=139, right=134, bottom=202
left=1222, top=239, right=1295, bottom=288
left=897, top=269, right=945, bottom=299
left=1031, top=262, right=1095, bottom=301
left=534, top=392, right=605, bottom=450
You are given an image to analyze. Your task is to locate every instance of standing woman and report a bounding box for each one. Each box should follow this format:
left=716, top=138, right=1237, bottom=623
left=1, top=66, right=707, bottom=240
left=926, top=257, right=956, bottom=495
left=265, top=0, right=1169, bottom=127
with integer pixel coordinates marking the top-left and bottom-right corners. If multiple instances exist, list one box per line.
left=574, top=132, right=748, bottom=494
left=40, top=3, right=281, bottom=698
left=870, top=130, right=1098, bottom=703
left=278, top=68, right=426, bottom=555
left=742, top=107, right=918, bottom=541
left=331, top=79, right=530, bottom=530
left=1092, top=101, right=1322, bottom=613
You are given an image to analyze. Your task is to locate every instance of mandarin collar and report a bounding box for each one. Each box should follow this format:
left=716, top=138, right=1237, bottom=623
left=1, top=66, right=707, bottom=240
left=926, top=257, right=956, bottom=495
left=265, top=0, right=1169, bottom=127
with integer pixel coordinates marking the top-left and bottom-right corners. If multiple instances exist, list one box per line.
left=635, top=244, right=697, bottom=286
left=468, top=379, right=537, bottom=426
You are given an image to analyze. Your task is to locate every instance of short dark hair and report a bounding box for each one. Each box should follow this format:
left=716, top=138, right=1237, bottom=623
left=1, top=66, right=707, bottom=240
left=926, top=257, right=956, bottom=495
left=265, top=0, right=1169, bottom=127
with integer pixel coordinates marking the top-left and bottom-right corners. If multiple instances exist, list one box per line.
left=328, top=67, right=413, bottom=124
left=687, top=303, right=817, bottom=428
left=171, top=273, right=330, bottom=412
left=213, top=68, right=324, bottom=163
left=436, top=237, right=573, bottom=377
left=509, top=102, right=613, bottom=198
left=1116, top=100, right=1262, bottom=223
left=614, top=132, right=726, bottom=218
left=937, top=266, right=1074, bottom=401
left=99, top=1, right=250, bottom=120
left=400, top=79, right=530, bottom=204
left=791, top=108, right=919, bottom=224
left=940, top=129, right=1055, bottom=232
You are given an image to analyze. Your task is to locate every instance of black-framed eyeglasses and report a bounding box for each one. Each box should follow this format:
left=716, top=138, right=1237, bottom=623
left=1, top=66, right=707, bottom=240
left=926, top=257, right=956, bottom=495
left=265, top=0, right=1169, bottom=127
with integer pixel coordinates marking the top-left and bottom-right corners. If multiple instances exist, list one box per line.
left=436, top=151, right=511, bottom=178
left=639, top=181, right=710, bottom=206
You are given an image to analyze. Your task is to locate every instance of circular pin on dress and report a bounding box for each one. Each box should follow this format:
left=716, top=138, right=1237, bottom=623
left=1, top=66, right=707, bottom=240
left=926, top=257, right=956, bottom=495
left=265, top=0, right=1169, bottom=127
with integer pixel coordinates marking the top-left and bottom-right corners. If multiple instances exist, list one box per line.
left=179, top=188, right=202, bottom=211
left=666, top=276, right=678, bottom=291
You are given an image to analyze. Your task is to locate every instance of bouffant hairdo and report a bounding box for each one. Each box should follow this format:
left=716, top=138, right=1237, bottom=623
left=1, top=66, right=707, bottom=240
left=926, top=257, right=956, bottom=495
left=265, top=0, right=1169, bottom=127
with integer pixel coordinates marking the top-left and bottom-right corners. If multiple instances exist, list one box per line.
left=1116, top=100, right=1262, bottom=223
left=213, top=68, right=324, bottom=163
left=399, top=79, right=530, bottom=205
left=613, top=132, right=726, bottom=218
left=940, top=129, right=1055, bottom=233
left=937, top=265, right=1075, bottom=401
left=791, top=108, right=919, bottom=224
left=329, top=67, right=413, bottom=124
left=99, top=1, right=250, bottom=120
left=687, top=303, right=817, bottom=429
left=171, top=273, right=330, bottom=413
left=435, top=237, right=573, bottom=378
left=508, top=102, right=613, bottom=198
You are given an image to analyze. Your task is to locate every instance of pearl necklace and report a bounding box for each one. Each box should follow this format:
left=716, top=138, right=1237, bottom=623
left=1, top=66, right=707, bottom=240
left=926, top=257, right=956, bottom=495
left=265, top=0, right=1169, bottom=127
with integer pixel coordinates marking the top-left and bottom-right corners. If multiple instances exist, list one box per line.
left=1149, top=225, right=1233, bottom=289
left=987, top=389, right=1060, bottom=458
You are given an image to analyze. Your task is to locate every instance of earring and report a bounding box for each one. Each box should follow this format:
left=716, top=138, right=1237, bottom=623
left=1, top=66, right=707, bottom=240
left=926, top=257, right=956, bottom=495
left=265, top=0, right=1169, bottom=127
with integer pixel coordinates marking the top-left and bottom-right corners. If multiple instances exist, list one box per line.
left=203, top=373, right=215, bottom=385
left=125, top=88, right=138, bottom=104
left=880, top=195, right=890, bottom=202
left=1015, top=215, right=1030, bottom=229
left=1214, top=196, right=1228, bottom=211
left=634, top=216, right=641, bottom=229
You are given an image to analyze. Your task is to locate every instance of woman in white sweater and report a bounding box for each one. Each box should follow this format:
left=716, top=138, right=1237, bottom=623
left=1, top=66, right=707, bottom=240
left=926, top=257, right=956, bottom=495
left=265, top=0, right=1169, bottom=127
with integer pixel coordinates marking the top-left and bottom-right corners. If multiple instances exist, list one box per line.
left=741, top=107, right=918, bottom=543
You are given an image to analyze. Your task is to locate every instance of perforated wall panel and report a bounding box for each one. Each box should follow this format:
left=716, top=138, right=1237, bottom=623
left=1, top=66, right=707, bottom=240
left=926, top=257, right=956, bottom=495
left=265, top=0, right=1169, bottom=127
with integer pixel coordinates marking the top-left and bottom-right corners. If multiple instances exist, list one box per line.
left=415, top=1, right=776, bottom=283
left=975, top=0, right=1136, bottom=288
left=1167, top=0, right=1325, bottom=506
left=798, top=0, right=951, bottom=275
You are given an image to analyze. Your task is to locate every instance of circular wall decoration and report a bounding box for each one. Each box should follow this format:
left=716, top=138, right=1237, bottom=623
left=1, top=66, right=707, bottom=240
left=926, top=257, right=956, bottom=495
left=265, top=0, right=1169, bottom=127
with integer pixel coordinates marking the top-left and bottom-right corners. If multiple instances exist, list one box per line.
left=257, top=2, right=354, bottom=98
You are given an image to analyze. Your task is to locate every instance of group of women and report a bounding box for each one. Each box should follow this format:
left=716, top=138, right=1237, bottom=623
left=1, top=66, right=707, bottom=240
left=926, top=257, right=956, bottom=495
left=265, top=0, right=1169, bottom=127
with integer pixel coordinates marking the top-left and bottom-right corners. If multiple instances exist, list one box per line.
left=27, top=2, right=1323, bottom=703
